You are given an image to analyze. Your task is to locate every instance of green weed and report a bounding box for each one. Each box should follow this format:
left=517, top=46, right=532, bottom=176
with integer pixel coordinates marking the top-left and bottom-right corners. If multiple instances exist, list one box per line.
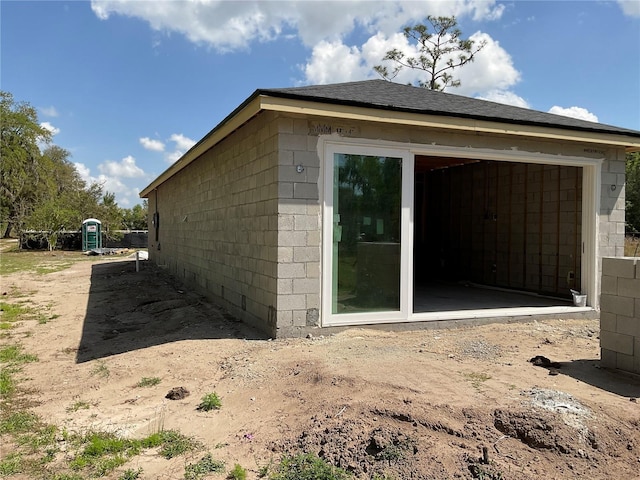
left=91, top=360, right=110, bottom=378
left=136, top=376, right=161, bottom=388
left=0, top=344, right=38, bottom=364
left=375, top=438, right=416, bottom=465
left=0, top=452, right=23, bottom=475
left=184, top=453, right=225, bottom=480
left=139, top=432, right=163, bottom=448
left=0, top=411, right=40, bottom=434
left=269, top=453, right=352, bottom=480
left=462, top=371, right=492, bottom=390
left=49, top=473, right=84, bottom=480
left=82, top=432, right=140, bottom=457
left=66, top=400, right=92, bottom=412
left=197, top=392, right=222, bottom=411
left=0, top=368, right=16, bottom=396
left=257, top=459, right=273, bottom=478
left=157, top=429, right=203, bottom=459
left=67, top=429, right=187, bottom=476
left=16, top=423, right=57, bottom=452
left=0, top=301, right=32, bottom=321
left=94, top=455, right=128, bottom=476
left=119, top=468, right=143, bottom=480
left=468, top=462, right=504, bottom=480
left=228, top=463, right=247, bottom=480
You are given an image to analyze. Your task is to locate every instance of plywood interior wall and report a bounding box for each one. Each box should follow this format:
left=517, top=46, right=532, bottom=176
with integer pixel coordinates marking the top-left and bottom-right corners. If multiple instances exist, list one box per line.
left=414, top=159, right=582, bottom=298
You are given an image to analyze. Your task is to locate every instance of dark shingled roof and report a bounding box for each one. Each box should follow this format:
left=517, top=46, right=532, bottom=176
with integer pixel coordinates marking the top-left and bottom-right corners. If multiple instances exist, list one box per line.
left=259, top=80, right=640, bottom=138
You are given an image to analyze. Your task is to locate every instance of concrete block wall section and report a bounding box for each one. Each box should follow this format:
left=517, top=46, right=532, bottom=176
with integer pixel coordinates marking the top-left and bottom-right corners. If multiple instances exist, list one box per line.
left=600, top=257, right=640, bottom=374
left=273, top=115, right=626, bottom=336
left=276, top=116, right=321, bottom=334
left=148, top=112, right=281, bottom=337
left=599, top=157, right=627, bottom=260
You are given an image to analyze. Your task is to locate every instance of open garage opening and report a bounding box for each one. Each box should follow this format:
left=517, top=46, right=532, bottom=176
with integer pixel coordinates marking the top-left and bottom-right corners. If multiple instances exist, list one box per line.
left=413, top=156, right=582, bottom=313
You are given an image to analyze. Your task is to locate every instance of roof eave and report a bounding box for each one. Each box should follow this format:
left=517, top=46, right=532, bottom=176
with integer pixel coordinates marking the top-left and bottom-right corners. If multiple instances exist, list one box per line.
left=261, top=89, right=640, bottom=139
left=140, top=93, right=640, bottom=198
left=260, top=96, right=640, bottom=149
left=140, top=93, right=263, bottom=197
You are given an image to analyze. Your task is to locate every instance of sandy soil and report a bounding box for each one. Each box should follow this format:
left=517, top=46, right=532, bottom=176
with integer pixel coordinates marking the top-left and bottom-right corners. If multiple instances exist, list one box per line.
left=2, top=255, right=640, bottom=479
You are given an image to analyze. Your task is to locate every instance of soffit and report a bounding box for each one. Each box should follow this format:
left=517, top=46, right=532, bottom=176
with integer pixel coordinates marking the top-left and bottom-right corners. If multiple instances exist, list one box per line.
left=140, top=94, right=640, bottom=197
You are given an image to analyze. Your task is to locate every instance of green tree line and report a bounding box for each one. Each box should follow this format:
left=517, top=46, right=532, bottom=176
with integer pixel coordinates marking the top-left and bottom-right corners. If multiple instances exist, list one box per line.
left=1, top=91, right=147, bottom=248
left=627, top=152, right=640, bottom=235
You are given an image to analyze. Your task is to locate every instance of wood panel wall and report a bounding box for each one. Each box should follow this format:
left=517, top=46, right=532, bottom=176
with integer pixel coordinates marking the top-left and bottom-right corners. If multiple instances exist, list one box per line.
left=414, top=161, right=582, bottom=297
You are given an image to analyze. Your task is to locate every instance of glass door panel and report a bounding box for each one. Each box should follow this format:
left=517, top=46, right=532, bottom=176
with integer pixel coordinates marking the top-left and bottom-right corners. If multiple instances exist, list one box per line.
left=332, top=154, right=402, bottom=314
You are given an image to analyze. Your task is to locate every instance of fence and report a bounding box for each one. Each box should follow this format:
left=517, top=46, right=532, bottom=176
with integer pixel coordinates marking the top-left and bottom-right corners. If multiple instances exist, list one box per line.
left=20, top=231, right=148, bottom=250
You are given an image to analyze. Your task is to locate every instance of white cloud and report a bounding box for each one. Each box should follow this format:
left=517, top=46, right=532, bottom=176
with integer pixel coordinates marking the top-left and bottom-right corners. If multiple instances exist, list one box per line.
left=40, top=121, right=60, bottom=136
left=165, top=133, right=196, bottom=163
left=166, top=150, right=184, bottom=164
left=138, top=132, right=196, bottom=164
left=454, top=32, right=521, bottom=95
left=74, top=162, right=91, bottom=182
left=90, top=0, right=506, bottom=51
left=476, top=90, right=530, bottom=108
left=98, top=155, right=146, bottom=178
left=303, top=40, right=372, bottom=84
left=75, top=162, right=126, bottom=194
left=139, top=136, right=165, bottom=152
left=303, top=30, right=521, bottom=98
left=39, top=106, right=59, bottom=117
left=90, top=0, right=518, bottom=108
left=548, top=106, right=598, bottom=123
left=169, top=133, right=196, bottom=151
left=75, top=157, right=148, bottom=207
left=617, top=0, right=640, bottom=17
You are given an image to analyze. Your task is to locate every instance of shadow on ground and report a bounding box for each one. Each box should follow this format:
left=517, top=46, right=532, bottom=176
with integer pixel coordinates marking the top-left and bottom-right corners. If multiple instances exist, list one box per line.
left=556, top=359, right=640, bottom=398
left=76, top=260, right=265, bottom=363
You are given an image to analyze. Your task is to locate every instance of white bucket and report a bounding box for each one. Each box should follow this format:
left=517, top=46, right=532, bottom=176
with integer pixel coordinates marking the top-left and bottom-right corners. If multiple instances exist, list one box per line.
left=571, top=289, right=587, bottom=307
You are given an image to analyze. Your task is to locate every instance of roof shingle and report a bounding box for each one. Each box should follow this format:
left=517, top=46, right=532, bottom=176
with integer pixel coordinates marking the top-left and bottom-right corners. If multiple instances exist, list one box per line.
left=260, top=80, right=640, bottom=137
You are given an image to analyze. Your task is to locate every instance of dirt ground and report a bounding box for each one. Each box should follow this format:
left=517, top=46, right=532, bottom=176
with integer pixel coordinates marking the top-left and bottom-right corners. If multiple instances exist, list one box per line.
left=2, top=254, right=640, bottom=479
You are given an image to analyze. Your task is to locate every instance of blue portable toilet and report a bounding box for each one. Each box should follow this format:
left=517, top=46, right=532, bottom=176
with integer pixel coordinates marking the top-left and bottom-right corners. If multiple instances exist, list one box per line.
left=82, top=218, right=102, bottom=251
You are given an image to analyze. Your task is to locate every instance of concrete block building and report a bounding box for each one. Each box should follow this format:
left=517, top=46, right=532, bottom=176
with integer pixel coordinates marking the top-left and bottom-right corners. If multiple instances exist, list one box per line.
left=140, top=80, right=640, bottom=337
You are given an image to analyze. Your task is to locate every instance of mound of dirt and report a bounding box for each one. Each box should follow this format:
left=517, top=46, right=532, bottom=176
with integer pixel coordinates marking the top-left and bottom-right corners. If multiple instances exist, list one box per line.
left=165, top=386, right=190, bottom=400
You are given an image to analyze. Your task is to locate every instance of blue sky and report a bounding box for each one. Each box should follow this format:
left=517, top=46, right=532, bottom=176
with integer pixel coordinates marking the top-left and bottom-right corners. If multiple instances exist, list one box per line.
left=2, top=0, right=639, bottom=207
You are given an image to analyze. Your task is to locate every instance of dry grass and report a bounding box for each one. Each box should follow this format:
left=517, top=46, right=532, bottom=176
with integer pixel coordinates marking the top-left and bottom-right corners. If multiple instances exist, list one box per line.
left=625, top=235, right=640, bottom=256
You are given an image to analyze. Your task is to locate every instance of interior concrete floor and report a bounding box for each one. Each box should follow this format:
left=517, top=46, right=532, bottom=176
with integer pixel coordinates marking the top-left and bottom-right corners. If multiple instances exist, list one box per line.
left=413, top=281, right=573, bottom=312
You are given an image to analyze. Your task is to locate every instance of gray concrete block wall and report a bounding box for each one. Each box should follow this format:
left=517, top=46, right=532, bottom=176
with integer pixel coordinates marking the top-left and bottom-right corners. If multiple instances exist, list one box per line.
left=148, top=112, right=281, bottom=336
left=275, top=116, right=321, bottom=335
left=600, top=257, right=640, bottom=374
left=272, top=115, right=626, bottom=335
left=146, top=109, right=628, bottom=338
left=599, top=155, right=627, bottom=260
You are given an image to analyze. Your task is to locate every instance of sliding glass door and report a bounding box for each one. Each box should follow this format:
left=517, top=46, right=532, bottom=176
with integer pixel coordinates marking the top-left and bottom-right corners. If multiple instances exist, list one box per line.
left=324, top=144, right=412, bottom=325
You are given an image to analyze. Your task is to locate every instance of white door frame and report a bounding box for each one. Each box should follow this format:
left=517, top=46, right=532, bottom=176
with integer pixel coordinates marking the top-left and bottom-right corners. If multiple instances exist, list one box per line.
left=321, top=140, right=413, bottom=327
left=319, top=136, right=601, bottom=327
